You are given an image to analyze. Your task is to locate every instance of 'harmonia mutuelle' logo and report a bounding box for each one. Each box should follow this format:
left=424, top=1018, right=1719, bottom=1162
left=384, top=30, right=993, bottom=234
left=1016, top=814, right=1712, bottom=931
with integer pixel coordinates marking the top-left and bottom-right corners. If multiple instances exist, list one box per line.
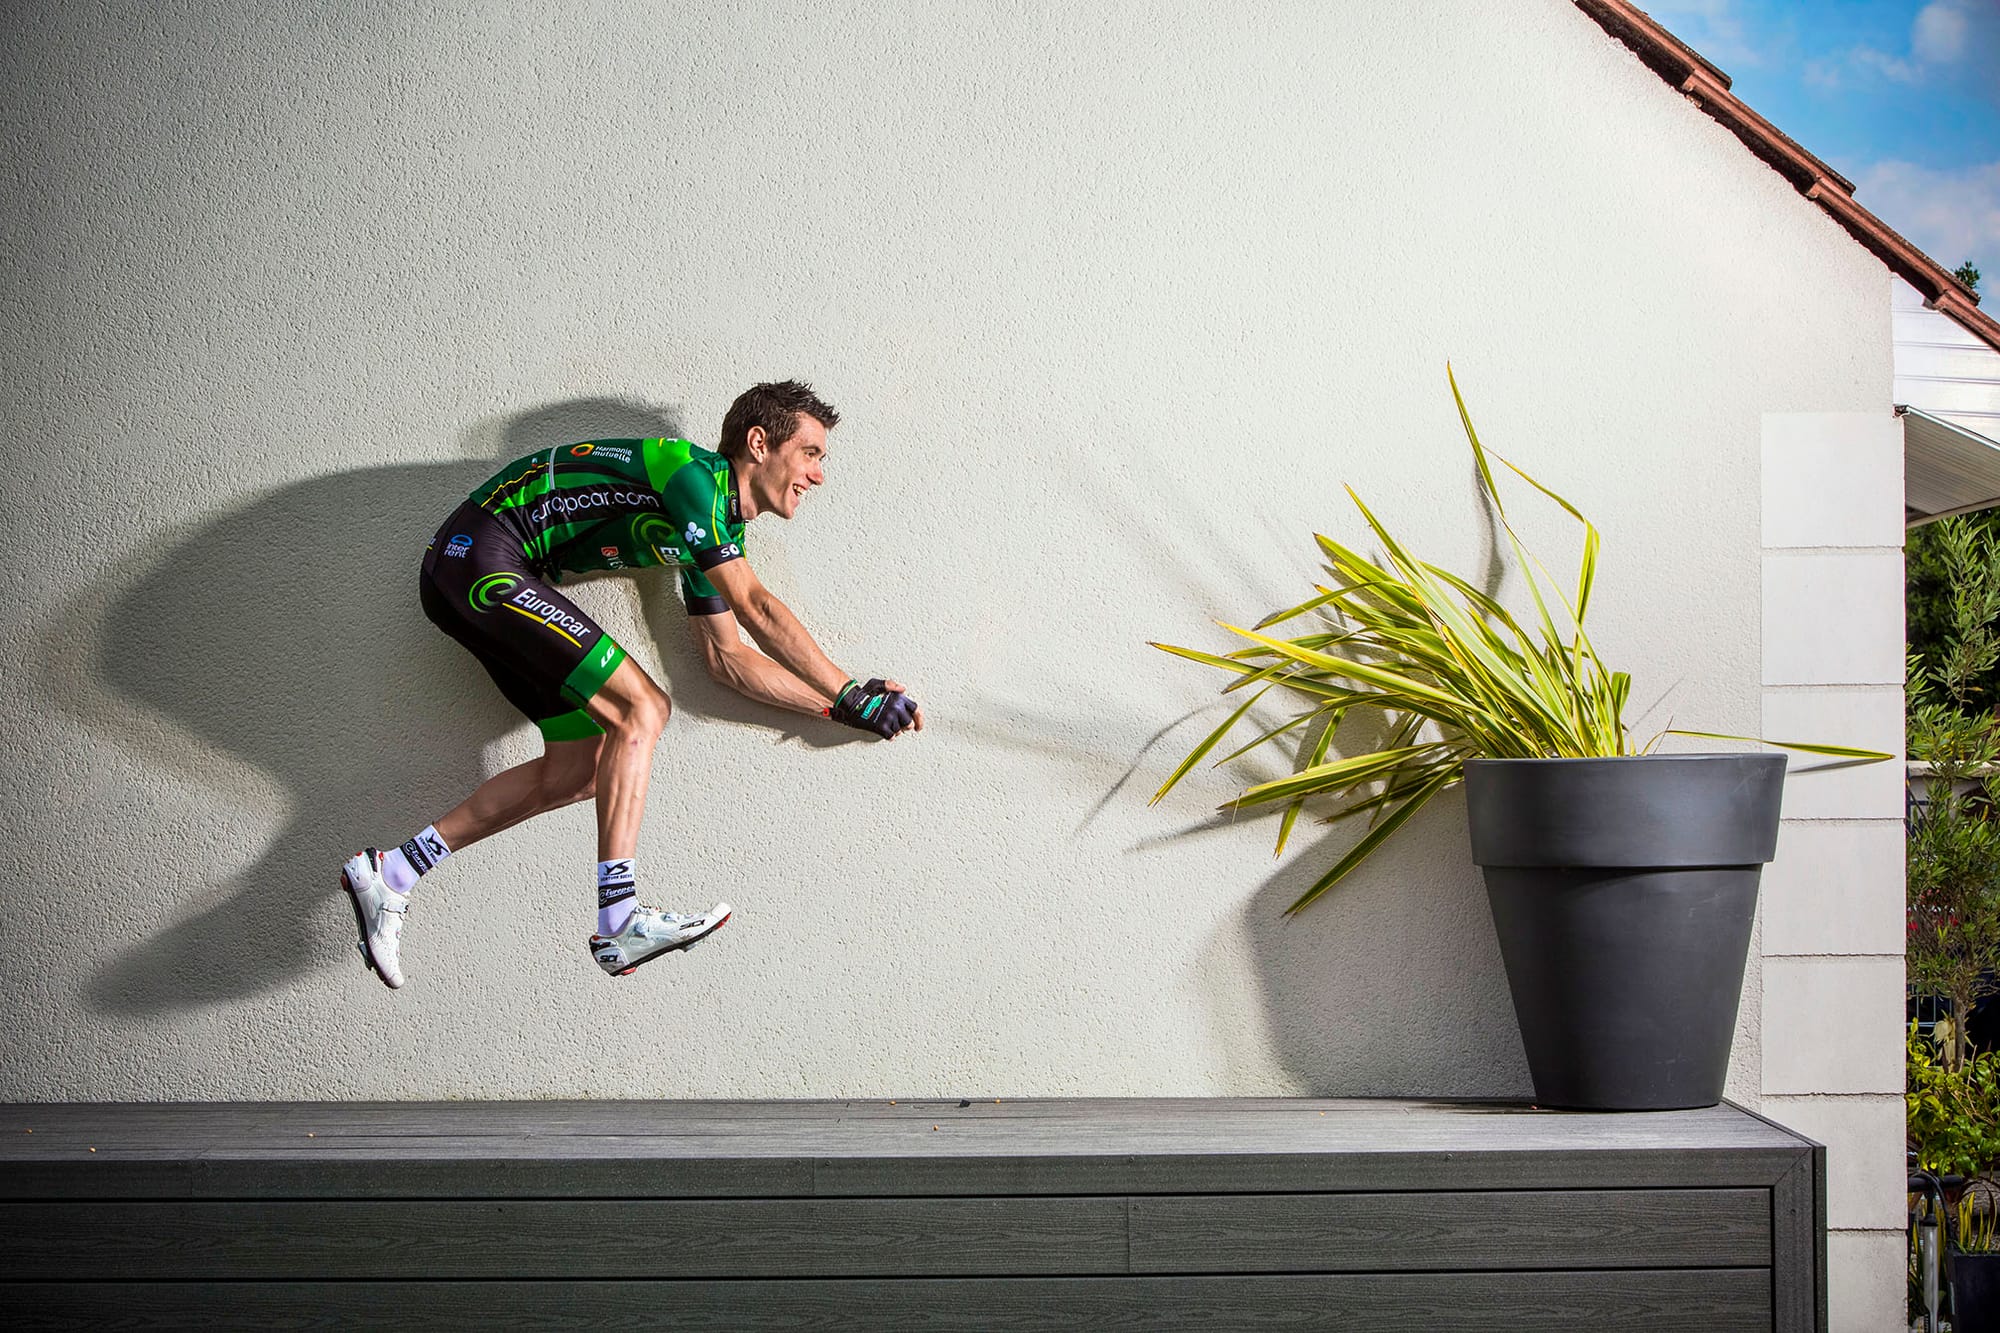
left=469, top=572, right=523, bottom=611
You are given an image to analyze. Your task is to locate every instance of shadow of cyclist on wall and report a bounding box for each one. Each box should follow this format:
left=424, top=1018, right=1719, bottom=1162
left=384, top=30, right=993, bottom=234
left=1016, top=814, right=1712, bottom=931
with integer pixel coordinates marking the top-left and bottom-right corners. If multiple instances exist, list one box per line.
left=48, top=397, right=738, bottom=1014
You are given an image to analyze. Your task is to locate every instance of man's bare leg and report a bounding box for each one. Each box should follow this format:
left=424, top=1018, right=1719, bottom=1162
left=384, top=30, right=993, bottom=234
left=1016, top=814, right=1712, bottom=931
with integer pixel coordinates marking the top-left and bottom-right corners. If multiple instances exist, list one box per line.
left=576, top=657, right=671, bottom=861
left=342, top=734, right=607, bottom=989
left=402, top=657, right=663, bottom=887
left=431, top=737, right=604, bottom=854
left=576, top=658, right=731, bottom=972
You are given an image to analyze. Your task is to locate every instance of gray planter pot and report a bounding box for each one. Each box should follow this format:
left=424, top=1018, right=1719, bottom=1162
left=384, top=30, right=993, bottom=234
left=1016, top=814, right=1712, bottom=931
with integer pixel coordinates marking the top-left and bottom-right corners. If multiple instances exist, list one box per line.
left=1952, top=1249, right=2000, bottom=1333
left=1462, top=753, right=1788, bottom=1111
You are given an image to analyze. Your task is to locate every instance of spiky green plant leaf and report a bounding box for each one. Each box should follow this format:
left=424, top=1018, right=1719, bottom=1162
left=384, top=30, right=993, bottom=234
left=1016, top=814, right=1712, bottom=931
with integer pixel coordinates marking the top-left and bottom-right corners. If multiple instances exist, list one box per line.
left=1151, top=366, right=1891, bottom=914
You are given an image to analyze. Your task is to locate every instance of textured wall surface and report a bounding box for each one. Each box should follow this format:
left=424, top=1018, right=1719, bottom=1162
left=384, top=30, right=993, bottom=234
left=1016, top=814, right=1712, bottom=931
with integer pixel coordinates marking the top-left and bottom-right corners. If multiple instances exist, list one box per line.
left=1, top=0, right=1893, bottom=1103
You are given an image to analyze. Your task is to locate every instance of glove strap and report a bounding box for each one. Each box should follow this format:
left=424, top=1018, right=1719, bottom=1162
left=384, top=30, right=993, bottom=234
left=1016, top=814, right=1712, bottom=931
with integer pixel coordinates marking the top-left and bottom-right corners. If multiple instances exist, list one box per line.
left=822, top=678, right=859, bottom=718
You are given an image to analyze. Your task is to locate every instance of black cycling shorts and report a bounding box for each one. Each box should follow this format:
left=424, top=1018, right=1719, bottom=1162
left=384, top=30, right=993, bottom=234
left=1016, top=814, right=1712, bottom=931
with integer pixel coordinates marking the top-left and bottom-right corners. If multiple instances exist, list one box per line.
left=419, top=503, right=628, bottom=742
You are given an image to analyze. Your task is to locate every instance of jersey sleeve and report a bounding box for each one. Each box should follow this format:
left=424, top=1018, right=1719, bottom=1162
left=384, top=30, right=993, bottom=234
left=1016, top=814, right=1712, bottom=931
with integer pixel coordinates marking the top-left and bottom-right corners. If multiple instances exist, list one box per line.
left=656, top=462, right=745, bottom=573
left=679, top=566, right=728, bottom=617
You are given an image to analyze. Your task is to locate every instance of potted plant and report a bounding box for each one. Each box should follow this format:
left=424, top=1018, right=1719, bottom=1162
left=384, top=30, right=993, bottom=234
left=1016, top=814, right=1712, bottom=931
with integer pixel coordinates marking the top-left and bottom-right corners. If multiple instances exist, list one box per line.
left=1952, top=1194, right=2000, bottom=1333
left=1152, top=367, right=1884, bottom=1110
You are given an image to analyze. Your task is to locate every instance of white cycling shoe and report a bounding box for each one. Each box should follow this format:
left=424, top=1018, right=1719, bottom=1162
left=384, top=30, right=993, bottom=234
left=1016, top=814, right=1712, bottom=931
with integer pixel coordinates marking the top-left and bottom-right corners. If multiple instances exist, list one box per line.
left=341, top=848, right=408, bottom=989
left=590, top=902, right=732, bottom=977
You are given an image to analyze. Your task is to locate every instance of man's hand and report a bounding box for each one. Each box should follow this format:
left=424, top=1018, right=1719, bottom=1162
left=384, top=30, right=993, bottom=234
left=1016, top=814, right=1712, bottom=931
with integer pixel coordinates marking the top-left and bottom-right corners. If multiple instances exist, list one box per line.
left=826, top=678, right=923, bottom=739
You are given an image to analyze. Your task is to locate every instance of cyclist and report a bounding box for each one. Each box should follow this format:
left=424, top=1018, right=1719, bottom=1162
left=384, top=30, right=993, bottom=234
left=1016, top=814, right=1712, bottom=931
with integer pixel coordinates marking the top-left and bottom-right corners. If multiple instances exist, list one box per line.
left=339, top=381, right=921, bottom=988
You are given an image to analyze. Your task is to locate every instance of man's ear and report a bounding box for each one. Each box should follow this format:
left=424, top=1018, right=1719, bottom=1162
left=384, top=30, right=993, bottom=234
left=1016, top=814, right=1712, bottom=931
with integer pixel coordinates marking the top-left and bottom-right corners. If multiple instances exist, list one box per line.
left=745, top=425, right=766, bottom=462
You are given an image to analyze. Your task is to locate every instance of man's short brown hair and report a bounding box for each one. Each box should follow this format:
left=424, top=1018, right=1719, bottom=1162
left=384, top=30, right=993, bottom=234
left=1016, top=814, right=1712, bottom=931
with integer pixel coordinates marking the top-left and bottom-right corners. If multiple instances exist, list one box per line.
left=717, top=381, right=840, bottom=462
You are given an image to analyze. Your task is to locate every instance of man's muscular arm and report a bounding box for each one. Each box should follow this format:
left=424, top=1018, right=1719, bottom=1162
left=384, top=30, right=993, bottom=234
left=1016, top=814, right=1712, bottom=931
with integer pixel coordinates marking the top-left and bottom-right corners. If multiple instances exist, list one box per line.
left=689, top=607, right=835, bottom=717
left=702, top=559, right=852, bottom=702
left=699, top=559, right=924, bottom=735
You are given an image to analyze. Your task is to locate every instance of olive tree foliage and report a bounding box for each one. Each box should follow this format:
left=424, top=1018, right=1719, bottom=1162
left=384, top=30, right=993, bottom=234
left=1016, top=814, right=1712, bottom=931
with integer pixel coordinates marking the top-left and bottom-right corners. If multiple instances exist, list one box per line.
left=1909, top=517, right=2000, bottom=1068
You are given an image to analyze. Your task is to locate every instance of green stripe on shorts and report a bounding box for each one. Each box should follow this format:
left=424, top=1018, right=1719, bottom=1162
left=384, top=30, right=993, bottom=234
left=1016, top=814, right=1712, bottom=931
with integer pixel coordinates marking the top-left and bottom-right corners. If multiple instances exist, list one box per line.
left=561, top=636, right=627, bottom=708
left=537, top=708, right=605, bottom=742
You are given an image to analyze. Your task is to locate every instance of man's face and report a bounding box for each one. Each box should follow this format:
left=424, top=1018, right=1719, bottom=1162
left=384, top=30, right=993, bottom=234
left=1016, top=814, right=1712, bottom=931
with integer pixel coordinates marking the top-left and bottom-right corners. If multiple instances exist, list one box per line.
left=752, top=415, right=828, bottom=520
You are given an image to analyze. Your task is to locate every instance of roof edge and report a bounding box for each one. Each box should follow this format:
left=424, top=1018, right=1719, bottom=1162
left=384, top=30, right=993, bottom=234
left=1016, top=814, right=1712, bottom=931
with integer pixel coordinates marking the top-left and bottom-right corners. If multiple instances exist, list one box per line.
left=1573, top=0, right=2000, bottom=357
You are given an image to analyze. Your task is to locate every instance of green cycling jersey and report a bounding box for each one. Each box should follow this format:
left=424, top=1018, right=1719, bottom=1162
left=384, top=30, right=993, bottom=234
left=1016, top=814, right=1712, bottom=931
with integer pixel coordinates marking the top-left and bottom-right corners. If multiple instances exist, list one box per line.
left=468, top=438, right=747, bottom=612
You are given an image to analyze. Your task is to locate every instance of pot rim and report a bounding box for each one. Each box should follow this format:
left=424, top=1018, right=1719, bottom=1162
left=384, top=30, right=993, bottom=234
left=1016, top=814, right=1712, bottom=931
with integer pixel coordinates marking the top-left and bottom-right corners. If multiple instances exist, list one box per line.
left=1464, top=753, right=1783, bottom=765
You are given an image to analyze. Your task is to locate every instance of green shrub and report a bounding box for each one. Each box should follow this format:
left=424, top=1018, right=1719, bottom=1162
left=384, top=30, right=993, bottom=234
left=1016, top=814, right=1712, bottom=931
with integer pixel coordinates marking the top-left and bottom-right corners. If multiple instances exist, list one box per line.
left=1909, top=1022, right=2000, bottom=1181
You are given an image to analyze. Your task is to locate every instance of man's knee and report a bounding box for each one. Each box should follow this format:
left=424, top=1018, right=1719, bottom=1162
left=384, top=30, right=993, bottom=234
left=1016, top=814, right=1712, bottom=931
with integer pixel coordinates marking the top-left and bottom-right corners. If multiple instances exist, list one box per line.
left=608, top=681, right=671, bottom=741
left=590, top=658, right=671, bottom=743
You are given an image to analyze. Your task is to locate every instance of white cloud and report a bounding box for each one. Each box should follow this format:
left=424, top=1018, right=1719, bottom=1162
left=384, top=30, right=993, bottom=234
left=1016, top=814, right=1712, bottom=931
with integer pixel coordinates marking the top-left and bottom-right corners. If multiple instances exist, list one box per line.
left=1911, top=0, right=1985, bottom=66
left=1800, top=56, right=1845, bottom=91
left=1849, top=45, right=1923, bottom=84
left=1816, top=0, right=2000, bottom=98
left=1853, top=159, right=2000, bottom=273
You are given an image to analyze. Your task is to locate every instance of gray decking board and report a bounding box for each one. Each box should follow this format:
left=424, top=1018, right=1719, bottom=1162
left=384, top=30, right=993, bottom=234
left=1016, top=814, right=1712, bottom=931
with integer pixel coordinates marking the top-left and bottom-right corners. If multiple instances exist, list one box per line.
left=0, top=1097, right=1814, bottom=1200
left=1771, top=1146, right=1830, bottom=1333
left=0, top=1272, right=1775, bottom=1332
left=0, top=1146, right=1817, bottom=1203
left=0, top=1187, right=1769, bottom=1280
left=0, top=1196, right=1134, bottom=1280
left=1126, top=1187, right=1771, bottom=1272
left=0, top=1096, right=1811, bottom=1150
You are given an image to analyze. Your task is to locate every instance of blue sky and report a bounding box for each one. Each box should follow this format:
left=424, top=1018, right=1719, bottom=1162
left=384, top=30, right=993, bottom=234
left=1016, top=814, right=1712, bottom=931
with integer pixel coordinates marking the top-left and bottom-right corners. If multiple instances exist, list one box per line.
left=1643, top=0, right=1999, bottom=284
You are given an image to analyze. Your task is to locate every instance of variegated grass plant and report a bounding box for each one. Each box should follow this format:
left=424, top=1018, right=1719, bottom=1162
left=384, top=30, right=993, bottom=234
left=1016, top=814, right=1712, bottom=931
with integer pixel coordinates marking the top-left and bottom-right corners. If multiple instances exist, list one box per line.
left=1151, top=366, right=1885, bottom=914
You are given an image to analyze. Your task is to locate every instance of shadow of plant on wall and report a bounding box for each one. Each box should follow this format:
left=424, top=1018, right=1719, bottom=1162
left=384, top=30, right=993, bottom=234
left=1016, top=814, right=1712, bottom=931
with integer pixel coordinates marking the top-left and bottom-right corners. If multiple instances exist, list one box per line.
left=1107, top=716, right=1531, bottom=1096
left=40, top=397, right=731, bottom=1013
left=1205, top=797, right=1531, bottom=1096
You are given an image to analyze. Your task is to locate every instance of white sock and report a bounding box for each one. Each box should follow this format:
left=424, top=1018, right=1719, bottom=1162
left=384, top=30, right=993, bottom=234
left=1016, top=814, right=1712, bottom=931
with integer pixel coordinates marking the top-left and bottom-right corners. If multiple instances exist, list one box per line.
left=598, top=859, right=637, bottom=935
left=382, top=825, right=452, bottom=895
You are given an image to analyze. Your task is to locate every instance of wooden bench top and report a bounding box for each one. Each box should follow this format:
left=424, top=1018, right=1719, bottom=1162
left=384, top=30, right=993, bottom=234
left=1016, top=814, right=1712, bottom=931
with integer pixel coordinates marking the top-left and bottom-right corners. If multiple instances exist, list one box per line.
left=0, top=1097, right=1816, bottom=1199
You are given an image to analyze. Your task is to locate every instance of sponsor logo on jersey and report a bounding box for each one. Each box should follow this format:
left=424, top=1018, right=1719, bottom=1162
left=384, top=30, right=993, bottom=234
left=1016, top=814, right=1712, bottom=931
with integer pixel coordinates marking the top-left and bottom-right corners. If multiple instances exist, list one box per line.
left=600, top=545, right=626, bottom=569
left=526, top=487, right=660, bottom=528
left=568, top=442, right=634, bottom=463
left=685, top=521, right=707, bottom=544
left=507, top=586, right=596, bottom=646
left=634, top=515, right=682, bottom=563
left=715, top=542, right=741, bottom=560
left=444, top=533, right=473, bottom=559
left=569, top=443, right=595, bottom=457
left=470, top=573, right=594, bottom=646
left=469, top=572, right=523, bottom=611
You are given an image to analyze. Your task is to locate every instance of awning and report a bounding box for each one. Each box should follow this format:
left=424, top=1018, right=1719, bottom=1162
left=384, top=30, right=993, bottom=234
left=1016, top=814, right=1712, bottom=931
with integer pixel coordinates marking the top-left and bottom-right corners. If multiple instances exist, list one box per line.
left=1904, top=405, right=2000, bottom=527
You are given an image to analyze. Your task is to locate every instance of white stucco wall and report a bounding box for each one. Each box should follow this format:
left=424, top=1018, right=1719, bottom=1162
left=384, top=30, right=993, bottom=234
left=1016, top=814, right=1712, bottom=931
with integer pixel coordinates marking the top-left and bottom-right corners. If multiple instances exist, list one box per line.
left=1, top=0, right=1892, bottom=1114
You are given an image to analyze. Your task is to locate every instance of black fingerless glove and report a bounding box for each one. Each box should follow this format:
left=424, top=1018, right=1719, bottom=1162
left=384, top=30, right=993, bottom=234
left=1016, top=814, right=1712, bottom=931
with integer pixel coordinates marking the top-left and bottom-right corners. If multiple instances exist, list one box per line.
left=826, top=678, right=919, bottom=738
